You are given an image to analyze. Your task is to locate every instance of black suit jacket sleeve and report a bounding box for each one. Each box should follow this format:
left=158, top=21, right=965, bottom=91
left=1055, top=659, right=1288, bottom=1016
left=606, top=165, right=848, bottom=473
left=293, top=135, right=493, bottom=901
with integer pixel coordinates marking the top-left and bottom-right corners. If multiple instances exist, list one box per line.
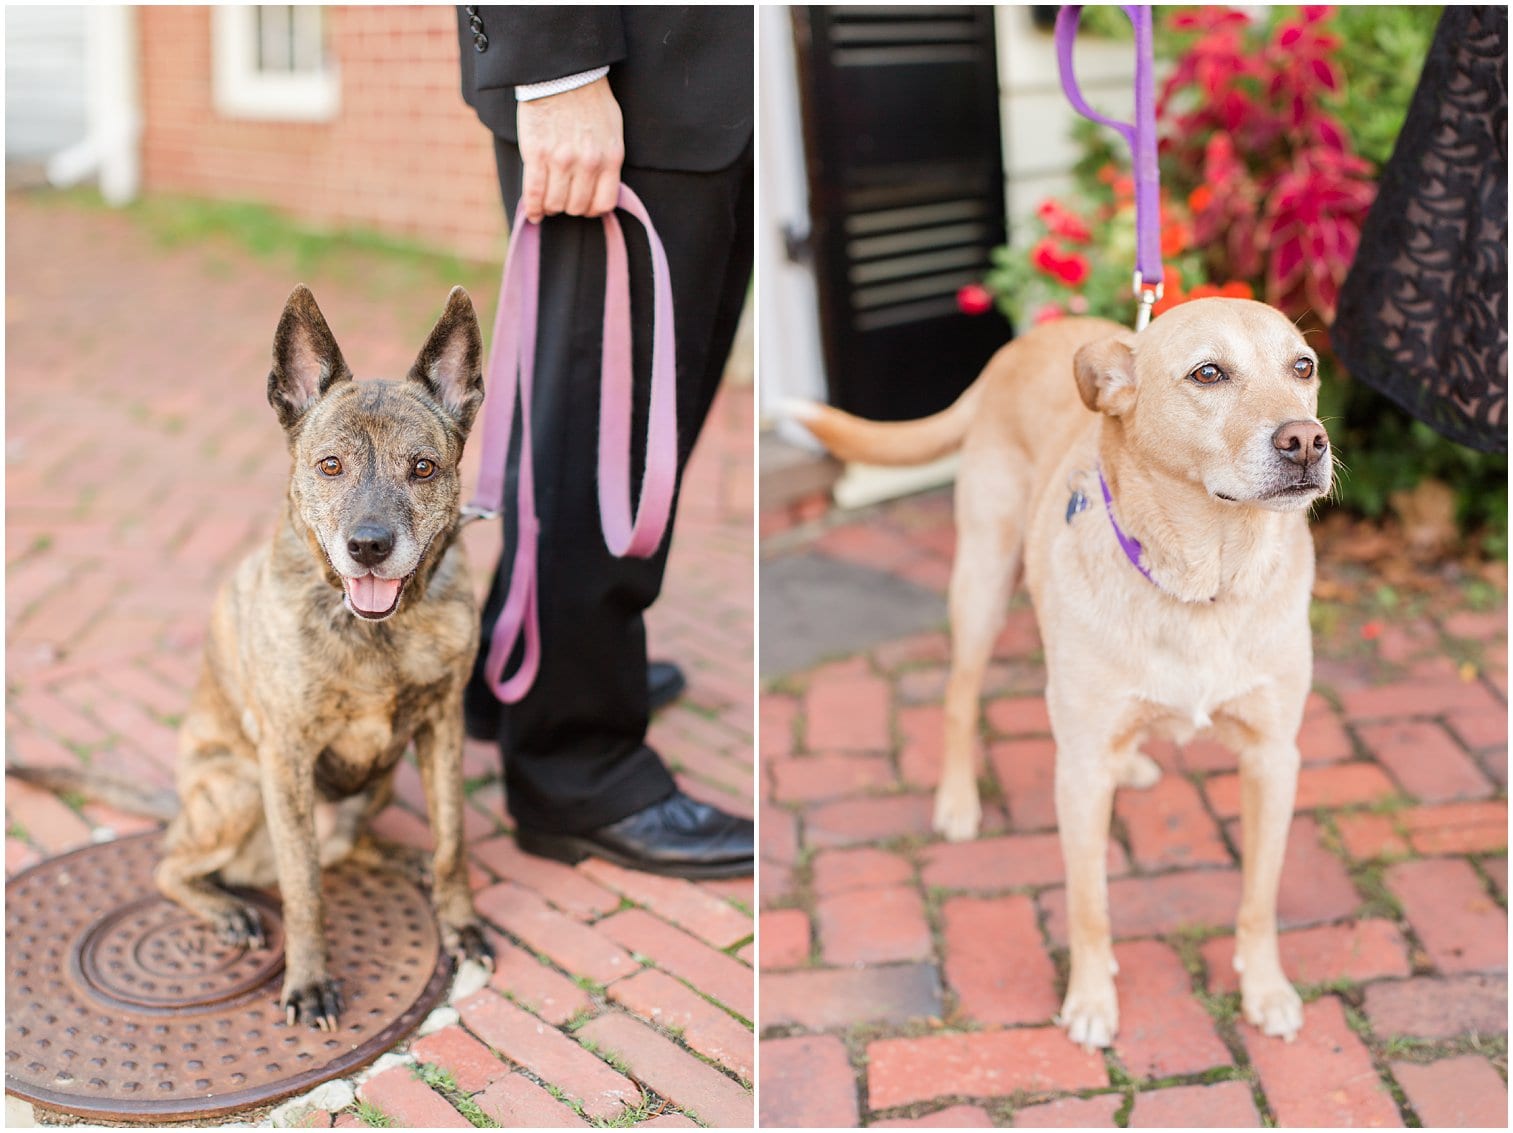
left=458, top=6, right=754, bottom=174
left=467, top=7, right=626, bottom=89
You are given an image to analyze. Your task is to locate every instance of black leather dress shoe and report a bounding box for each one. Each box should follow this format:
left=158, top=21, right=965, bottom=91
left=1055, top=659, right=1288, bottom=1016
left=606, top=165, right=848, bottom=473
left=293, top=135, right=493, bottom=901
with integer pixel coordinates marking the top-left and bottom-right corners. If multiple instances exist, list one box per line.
left=515, top=788, right=753, bottom=879
left=647, top=660, right=687, bottom=713
left=464, top=660, right=689, bottom=741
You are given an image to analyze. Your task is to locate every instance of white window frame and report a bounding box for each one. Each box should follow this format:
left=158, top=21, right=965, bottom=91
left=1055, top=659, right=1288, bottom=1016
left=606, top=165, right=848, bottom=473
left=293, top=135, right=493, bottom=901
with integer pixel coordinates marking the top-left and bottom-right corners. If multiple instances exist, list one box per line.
left=211, top=6, right=339, bottom=122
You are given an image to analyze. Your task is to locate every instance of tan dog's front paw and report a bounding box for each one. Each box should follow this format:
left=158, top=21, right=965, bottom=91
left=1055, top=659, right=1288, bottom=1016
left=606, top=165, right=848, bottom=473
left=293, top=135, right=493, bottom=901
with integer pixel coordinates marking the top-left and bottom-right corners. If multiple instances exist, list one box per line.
left=1241, top=971, right=1303, bottom=1040
left=1114, top=750, right=1162, bottom=790
left=932, top=777, right=981, bottom=842
left=1058, top=980, right=1119, bottom=1049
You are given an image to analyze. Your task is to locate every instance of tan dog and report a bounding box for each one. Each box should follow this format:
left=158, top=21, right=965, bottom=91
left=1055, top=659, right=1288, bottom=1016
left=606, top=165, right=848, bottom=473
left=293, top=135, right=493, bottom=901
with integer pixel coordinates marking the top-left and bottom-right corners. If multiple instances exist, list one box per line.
left=793, top=298, right=1330, bottom=1048
left=16, top=286, right=496, bottom=1028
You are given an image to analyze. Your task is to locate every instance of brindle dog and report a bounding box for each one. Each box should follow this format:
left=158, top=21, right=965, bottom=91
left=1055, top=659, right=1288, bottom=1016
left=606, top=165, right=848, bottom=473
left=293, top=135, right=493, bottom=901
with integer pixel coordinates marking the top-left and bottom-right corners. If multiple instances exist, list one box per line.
left=151, top=285, right=492, bottom=1027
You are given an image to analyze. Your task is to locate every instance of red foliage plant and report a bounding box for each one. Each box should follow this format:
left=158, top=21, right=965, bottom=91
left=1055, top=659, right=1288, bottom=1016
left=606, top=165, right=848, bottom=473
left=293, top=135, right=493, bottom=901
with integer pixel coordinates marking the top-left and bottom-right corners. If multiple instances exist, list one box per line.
left=1158, top=5, right=1377, bottom=323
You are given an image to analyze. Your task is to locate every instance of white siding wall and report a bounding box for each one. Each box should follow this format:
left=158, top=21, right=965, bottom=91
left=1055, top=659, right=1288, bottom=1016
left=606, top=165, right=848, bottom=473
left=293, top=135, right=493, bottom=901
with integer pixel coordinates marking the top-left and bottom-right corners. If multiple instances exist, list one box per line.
left=6, top=6, right=88, bottom=160
left=995, top=5, right=1136, bottom=230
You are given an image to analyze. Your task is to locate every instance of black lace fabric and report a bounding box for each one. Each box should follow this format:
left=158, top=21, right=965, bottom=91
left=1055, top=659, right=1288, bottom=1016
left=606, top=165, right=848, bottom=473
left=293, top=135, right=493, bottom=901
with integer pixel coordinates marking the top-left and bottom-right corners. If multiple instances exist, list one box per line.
left=1333, top=5, right=1508, bottom=454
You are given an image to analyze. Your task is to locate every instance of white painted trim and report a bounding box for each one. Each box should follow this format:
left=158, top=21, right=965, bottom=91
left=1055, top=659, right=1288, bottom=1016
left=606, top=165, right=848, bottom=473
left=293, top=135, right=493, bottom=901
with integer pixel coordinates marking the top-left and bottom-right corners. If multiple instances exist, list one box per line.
left=96, top=5, right=140, bottom=204
left=211, top=6, right=340, bottom=123
left=757, top=5, right=827, bottom=446
left=45, top=6, right=142, bottom=204
left=834, top=455, right=961, bottom=511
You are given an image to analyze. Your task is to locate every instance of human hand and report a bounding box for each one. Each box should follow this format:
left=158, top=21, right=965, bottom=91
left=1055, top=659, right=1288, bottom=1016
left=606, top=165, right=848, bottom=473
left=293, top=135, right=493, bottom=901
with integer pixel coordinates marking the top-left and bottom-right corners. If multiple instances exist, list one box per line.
left=516, top=77, right=624, bottom=223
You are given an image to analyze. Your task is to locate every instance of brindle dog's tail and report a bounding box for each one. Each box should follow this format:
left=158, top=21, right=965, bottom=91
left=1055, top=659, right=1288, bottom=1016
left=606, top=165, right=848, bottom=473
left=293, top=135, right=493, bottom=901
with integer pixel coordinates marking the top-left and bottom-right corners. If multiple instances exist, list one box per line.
left=7, top=764, right=179, bottom=821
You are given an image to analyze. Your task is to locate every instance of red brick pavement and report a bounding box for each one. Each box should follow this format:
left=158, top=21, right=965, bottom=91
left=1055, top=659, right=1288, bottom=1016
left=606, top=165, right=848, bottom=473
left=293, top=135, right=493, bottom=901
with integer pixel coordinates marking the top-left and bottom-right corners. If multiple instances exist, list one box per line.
left=5, top=193, right=752, bottom=1126
left=760, top=488, right=1507, bottom=1127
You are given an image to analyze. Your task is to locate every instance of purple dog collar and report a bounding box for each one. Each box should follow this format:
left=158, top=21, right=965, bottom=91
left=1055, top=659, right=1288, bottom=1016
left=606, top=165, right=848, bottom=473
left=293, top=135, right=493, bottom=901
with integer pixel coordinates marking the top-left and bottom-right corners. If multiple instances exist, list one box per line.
left=1097, top=465, right=1218, bottom=603
left=1097, top=465, right=1161, bottom=590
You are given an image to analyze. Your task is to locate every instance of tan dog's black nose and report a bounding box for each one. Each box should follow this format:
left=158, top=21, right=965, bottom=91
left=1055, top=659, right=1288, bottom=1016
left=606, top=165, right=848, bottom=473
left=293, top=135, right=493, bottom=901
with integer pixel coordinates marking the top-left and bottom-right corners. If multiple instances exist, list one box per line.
left=348, top=524, right=394, bottom=566
left=1272, top=420, right=1328, bottom=467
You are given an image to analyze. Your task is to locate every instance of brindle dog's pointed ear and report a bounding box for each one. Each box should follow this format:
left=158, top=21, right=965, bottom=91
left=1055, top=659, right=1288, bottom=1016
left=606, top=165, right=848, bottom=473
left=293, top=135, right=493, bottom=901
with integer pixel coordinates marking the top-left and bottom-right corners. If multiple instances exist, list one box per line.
left=408, top=287, right=484, bottom=437
left=268, top=285, right=353, bottom=430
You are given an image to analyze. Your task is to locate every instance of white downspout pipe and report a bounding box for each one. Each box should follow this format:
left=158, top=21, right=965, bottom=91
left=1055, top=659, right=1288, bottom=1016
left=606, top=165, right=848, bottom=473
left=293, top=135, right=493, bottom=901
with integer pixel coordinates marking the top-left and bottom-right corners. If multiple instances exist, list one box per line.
left=47, top=5, right=140, bottom=204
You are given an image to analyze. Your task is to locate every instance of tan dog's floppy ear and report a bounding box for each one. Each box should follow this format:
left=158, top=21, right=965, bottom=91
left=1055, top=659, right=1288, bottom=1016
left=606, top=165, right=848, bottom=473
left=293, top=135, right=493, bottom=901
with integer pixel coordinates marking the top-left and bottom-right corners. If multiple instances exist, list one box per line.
left=267, top=285, right=353, bottom=430
left=1074, top=332, right=1138, bottom=417
left=408, top=286, right=484, bottom=437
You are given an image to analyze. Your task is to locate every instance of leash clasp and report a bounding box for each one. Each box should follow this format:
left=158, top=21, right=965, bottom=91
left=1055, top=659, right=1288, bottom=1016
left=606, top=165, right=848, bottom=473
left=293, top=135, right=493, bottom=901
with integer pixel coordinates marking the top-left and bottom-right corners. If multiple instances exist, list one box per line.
left=1133, top=270, right=1163, bottom=333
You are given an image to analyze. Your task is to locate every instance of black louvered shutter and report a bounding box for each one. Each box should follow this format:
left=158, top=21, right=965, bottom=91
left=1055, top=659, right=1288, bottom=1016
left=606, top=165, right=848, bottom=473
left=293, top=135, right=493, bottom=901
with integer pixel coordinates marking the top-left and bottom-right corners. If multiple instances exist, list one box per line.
left=792, top=5, right=1013, bottom=422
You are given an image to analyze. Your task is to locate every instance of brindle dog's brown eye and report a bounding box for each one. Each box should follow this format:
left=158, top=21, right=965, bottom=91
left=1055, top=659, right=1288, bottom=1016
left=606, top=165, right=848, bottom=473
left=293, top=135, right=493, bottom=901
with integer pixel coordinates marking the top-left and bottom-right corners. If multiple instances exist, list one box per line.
left=1294, top=357, right=1315, bottom=380
left=319, top=457, right=343, bottom=477
left=413, top=458, right=435, bottom=480
left=1188, top=362, right=1227, bottom=385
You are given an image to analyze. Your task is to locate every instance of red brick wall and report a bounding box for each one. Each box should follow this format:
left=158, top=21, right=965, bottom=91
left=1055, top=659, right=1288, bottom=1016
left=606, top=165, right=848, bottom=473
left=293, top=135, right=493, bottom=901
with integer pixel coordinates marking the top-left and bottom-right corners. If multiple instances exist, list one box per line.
left=139, top=6, right=506, bottom=262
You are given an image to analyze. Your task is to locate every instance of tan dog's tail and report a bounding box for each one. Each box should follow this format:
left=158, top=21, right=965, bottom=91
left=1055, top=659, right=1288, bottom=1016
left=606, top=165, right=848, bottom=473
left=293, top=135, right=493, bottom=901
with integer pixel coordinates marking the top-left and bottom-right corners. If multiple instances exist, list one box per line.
left=783, top=376, right=986, bottom=466
left=7, top=763, right=178, bottom=822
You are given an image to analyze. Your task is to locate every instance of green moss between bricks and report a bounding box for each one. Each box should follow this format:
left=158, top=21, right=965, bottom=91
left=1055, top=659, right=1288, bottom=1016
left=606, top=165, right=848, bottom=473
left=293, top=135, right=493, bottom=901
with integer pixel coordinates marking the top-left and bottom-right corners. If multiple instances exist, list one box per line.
left=352, top=1100, right=394, bottom=1128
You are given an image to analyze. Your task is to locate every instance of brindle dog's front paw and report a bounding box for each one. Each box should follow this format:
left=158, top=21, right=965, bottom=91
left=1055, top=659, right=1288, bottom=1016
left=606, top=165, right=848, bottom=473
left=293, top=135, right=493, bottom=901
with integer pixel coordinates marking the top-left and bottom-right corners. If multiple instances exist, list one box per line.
left=215, top=903, right=267, bottom=950
left=282, top=977, right=344, bottom=1030
left=445, top=921, right=495, bottom=970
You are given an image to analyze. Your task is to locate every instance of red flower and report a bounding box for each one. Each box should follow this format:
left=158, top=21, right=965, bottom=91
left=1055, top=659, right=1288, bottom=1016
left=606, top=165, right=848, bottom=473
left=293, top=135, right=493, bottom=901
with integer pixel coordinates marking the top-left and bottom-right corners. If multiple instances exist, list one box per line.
left=1031, top=238, right=1091, bottom=288
left=1031, top=238, right=1061, bottom=278
left=956, top=283, right=993, bottom=316
left=1038, top=199, right=1092, bottom=243
left=1033, top=304, right=1065, bottom=325
left=1056, top=253, right=1090, bottom=287
left=1262, top=149, right=1375, bottom=320
left=1161, top=216, right=1193, bottom=259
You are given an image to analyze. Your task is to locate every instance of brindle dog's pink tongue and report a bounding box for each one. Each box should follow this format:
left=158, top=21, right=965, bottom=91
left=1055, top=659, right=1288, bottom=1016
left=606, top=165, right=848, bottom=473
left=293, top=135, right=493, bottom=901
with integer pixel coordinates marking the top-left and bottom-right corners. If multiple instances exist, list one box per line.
left=348, top=574, right=401, bottom=614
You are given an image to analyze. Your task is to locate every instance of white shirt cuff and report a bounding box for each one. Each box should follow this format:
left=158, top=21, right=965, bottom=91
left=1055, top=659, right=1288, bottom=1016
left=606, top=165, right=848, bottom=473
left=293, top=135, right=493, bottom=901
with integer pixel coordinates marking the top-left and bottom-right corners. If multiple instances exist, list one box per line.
left=515, top=66, right=610, bottom=102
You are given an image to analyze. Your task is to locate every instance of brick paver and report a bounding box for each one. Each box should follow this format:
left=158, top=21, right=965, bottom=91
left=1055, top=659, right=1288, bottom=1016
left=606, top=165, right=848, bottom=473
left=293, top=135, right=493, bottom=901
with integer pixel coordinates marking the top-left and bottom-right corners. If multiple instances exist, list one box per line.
left=1011, top=1095, right=1121, bottom=1127
left=1125, top=1082, right=1261, bottom=1127
left=875, top=1104, right=996, bottom=1127
left=410, top=1025, right=508, bottom=1094
left=760, top=478, right=1506, bottom=1125
left=759, top=1034, right=860, bottom=1128
left=866, top=1030, right=1106, bottom=1110
left=1245, top=997, right=1403, bottom=1127
left=577, top=1014, right=753, bottom=1128
left=5, top=193, right=752, bottom=1126
left=816, top=884, right=932, bottom=965
left=1391, top=1055, right=1509, bottom=1128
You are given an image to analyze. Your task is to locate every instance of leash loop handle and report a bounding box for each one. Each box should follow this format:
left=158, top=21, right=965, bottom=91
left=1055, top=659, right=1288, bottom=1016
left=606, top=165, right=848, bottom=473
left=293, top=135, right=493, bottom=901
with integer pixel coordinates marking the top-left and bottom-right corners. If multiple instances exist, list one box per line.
left=597, top=192, right=679, bottom=557
left=467, top=184, right=678, bottom=704
left=1055, top=5, right=1163, bottom=327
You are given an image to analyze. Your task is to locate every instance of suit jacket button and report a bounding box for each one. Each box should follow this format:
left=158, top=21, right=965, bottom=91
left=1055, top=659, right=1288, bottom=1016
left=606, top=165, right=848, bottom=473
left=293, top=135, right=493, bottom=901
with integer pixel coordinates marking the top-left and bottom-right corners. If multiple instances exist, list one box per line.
left=474, top=32, right=488, bottom=51
left=469, top=15, right=483, bottom=32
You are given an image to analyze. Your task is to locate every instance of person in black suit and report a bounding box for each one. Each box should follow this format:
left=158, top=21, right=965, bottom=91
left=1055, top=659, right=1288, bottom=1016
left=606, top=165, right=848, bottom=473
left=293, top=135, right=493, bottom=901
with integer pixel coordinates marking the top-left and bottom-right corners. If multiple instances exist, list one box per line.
left=456, top=7, right=754, bottom=877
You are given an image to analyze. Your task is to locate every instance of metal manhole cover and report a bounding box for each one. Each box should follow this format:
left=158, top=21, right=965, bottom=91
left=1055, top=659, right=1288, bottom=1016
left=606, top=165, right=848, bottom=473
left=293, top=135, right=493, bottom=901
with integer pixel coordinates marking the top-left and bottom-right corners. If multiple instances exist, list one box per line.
left=6, top=832, right=452, bottom=1122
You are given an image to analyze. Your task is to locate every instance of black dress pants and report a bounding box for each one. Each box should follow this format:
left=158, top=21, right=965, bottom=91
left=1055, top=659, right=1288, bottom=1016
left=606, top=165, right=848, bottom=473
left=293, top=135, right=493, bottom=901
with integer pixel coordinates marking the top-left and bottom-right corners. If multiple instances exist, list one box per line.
left=466, top=136, right=754, bottom=833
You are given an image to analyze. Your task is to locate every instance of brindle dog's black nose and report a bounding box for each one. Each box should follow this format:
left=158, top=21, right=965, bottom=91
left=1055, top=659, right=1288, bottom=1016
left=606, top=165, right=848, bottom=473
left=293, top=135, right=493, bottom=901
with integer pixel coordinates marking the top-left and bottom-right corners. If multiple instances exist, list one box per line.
left=347, top=524, right=394, bottom=566
left=1272, top=420, right=1329, bottom=467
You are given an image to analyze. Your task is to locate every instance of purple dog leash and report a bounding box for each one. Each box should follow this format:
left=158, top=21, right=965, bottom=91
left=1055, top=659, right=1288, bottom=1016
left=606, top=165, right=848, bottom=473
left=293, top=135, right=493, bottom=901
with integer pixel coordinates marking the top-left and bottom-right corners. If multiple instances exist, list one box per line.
left=464, top=185, right=679, bottom=703
left=1055, top=5, right=1163, bottom=330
